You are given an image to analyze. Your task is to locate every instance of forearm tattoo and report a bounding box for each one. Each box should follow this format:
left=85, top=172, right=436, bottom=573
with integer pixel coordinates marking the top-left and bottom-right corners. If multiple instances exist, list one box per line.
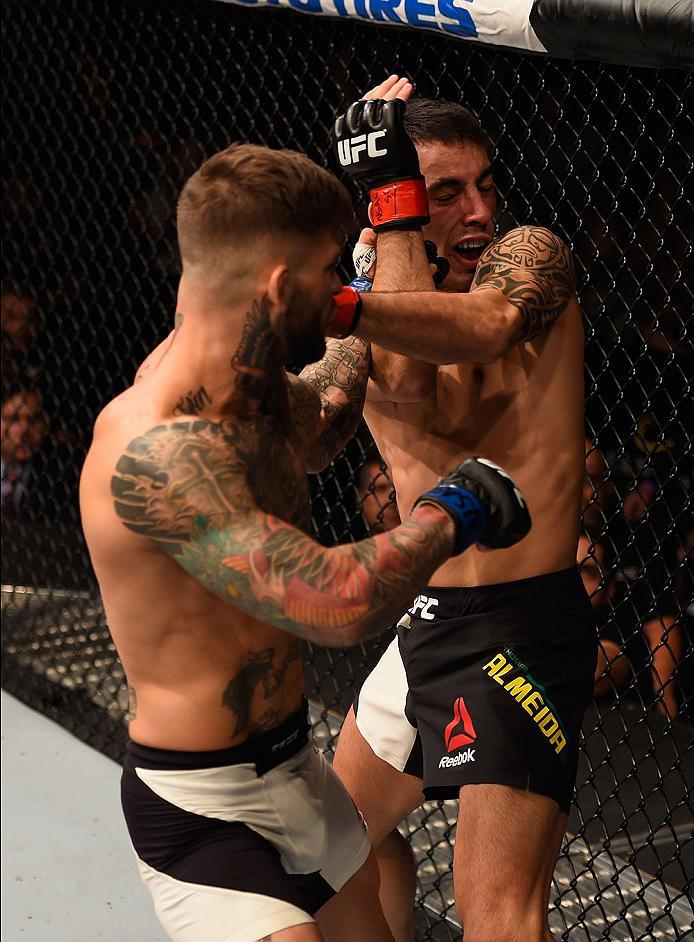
left=472, top=226, right=576, bottom=341
left=110, top=418, right=449, bottom=646
left=297, top=337, right=370, bottom=469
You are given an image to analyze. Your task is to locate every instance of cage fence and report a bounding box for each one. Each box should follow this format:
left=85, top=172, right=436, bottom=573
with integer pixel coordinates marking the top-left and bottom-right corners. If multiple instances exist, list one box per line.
left=1, top=0, right=692, bottom=939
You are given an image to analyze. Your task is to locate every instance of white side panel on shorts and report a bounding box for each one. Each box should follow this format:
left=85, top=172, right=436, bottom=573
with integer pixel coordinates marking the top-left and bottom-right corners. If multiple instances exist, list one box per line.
left=135, top=744, right=370, bottom=890
left=356, top=635, right=419, bottom=772
left=136, top=856, right=314, bottom=942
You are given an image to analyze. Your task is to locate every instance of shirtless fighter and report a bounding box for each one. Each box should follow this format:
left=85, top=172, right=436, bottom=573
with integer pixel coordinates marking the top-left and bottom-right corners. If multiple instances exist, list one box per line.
left=329, top=78, right=598, bottom=941
left=79, top=143, right=530, bottom=942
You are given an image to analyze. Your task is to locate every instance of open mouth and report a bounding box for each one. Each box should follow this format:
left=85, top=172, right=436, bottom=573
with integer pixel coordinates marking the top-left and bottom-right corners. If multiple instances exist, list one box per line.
left=450, top=237, right=491, bottom=266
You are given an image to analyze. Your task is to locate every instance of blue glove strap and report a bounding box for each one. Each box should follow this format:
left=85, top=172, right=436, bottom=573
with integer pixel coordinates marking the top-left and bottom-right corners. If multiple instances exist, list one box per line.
left=419, top=485, right=489, bottom=554
left=349, top=276, right=373, bottom=293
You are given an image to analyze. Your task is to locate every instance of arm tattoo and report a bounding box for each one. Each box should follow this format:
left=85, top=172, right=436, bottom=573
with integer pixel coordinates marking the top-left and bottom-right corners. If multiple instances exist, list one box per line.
left=110, top=419, right=450, bottom=646
left=296, top=337, right=370, bottom=469
left=472, top=227, right=576, bottom=341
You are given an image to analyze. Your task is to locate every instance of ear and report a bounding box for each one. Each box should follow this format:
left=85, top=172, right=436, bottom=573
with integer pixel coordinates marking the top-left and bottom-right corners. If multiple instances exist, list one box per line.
left=265, top=263, right=290, bottom=325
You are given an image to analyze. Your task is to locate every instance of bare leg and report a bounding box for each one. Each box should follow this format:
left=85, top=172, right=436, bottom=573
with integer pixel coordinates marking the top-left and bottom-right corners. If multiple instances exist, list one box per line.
left=642, top=615, right=683, bottom=719
left=316, top=850, right=394, bottom=941
left=333, top=707, right=424, bottom=941
left=453, top=784, right=566, bottom=942
left=593, top=639, right=630, bottom=698
left=265, top=922, right=324, bottom=941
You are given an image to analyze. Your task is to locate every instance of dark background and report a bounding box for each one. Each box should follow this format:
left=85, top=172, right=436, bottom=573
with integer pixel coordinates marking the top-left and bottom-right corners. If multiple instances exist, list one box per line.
left=2, top=1, right=692, bottom=938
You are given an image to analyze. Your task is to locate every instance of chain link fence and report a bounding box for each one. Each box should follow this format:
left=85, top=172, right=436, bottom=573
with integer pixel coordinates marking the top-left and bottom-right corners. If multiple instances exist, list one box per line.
left=2, top=0, right=692, bottom=938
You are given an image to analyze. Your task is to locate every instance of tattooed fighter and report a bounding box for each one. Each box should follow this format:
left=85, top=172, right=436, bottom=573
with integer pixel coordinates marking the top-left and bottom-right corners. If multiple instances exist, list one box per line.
left=79, top=143, right=530, bottom=942
left=329, top=78, right=598, bottom=942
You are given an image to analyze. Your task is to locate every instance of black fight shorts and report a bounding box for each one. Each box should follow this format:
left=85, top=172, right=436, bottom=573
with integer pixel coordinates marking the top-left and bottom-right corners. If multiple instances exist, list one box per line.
left=121, top=703, right=370, bottom=941
left=354, top=568, right=597, bottom=814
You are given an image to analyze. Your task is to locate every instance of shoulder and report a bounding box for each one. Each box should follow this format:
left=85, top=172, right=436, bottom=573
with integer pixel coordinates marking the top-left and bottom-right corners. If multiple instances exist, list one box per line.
left=477, top=226, right=575, bottom=284
left=473, top=226, right=577, bottom=343
left=110, top=417, right=252, bottom=542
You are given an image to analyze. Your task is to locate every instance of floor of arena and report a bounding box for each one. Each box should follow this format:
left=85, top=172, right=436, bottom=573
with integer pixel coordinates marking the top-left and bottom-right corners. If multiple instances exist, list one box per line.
left=1, top=691, right=165, bottom=941
left=2, top=588, right=692, bottom=940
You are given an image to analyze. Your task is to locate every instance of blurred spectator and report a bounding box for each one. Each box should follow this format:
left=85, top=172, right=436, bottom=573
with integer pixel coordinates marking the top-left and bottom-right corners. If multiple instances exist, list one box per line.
left=1, top=384, right=48, bottom=520
left=1, top=287, right=42, bottom=396
left=578, top=534, right=631, bottom=698
left=583, top=437, right=615, bottom=533
left=578, top=534, right=684, bottom=719
left=358, top=447, right=400, bottom=534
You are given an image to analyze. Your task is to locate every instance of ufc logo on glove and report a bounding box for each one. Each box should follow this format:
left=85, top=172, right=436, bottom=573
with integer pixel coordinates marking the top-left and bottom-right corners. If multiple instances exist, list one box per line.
left=334, top=99, right=430, bottom=230
left=337, top=131, right=388, bottom=167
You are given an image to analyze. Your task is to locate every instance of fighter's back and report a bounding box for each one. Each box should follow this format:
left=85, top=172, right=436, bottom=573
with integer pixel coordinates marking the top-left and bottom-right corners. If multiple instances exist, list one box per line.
left=366, top=296, right=585, bottom=587
left=80, top=380, right=307, bottom=752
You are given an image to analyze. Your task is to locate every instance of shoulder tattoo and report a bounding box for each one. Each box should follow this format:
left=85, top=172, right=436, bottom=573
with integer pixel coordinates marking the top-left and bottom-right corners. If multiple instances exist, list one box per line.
left=472, top=226, right=576, bottom=341
left=111, top=419, right=250, bottom=554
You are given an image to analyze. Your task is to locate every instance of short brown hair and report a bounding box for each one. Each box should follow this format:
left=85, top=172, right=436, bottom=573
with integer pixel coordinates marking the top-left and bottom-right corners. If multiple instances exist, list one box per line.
left=404, top=98, right=494, bottom=159
left=177, top=143, right=354, bottom=265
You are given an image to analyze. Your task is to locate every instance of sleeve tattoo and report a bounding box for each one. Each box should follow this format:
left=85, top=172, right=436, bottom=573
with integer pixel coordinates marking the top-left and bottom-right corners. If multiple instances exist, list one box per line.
left=294, top=336, right=371, bottom=471
left=110, top=418, right=449, bottom=646
left=472, top=226, right=577, bottom=341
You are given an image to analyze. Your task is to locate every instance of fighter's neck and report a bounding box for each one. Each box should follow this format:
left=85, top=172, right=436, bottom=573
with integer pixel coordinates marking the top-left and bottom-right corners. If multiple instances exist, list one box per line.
left=155, top=296, right=288, bottom=421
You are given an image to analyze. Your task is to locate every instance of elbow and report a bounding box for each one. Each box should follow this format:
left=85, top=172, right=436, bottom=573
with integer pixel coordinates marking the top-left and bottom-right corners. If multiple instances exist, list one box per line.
left=475, top=308, right=521, bottom=363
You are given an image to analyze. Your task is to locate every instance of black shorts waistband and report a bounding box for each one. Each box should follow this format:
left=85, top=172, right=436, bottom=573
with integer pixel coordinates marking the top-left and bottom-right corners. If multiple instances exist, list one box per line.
left=125, top=701, right=309, bottom=777
left=412, top=567, right=586, bottom=619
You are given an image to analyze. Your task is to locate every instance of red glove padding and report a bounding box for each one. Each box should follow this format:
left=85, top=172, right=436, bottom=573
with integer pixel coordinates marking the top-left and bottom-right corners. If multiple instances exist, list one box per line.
left=370, top=178, right=430, bottom=232
left=327, top=285, right=362, bottom=339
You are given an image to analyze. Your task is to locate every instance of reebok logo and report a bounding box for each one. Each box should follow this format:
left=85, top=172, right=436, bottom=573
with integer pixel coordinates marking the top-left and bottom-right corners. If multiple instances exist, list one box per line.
left=439, top=747, right=476, bottom=769
left=337, top=131, right=388, bottom=167
left=444, top=696, right=477, bottom=752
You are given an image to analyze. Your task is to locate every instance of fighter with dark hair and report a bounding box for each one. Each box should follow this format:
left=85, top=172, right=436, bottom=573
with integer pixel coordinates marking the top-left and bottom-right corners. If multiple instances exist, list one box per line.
left=330, top=76, right=596, bottom=942
left=80, top=141, right=529, bottom=942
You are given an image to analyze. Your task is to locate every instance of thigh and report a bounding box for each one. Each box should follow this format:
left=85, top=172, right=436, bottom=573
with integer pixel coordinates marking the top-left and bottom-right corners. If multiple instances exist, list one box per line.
left=333, top=706, right=424, bottom=846
left=453, top=783, right=566, bottom=913
left=272, top=926, right=324, bottom=942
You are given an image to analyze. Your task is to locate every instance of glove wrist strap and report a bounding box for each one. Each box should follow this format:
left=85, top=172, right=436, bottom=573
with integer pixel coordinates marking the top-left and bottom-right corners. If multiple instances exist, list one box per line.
left=414, top=487, right=488, bottom=555
left=328, top=285, right=362, bottom=339
left=370, top=178, right=430, bottom=232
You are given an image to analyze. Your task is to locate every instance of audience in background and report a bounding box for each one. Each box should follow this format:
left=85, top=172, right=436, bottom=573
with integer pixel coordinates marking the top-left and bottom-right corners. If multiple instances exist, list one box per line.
left=1, top=287, right=42, bottom=397
left=578, top=532, right=684, bottom=719
left=1, top=384, right=48, bottom=520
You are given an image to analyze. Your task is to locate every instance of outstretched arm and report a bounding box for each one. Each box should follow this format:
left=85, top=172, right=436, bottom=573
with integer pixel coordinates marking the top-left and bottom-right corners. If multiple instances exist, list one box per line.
left=291, top=335, right=371, bottom=473
left=110, top=418, right=455, bottom=648
left=355, top=226, right=577, bottom=364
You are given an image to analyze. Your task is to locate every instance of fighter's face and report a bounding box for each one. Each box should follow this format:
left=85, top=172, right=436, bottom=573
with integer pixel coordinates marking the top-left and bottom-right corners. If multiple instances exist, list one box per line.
left=281, top=236, right=343, bottom=369
left=417, top=141, right=497, bottom=293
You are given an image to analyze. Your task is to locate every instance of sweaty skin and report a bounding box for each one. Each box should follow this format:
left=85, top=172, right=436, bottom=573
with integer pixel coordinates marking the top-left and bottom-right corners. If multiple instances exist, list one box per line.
left=363, top=221, right=585, bottom=587
left=352, top=75, right=584, bottom=588
left=80, top=237, right=456, bottom=753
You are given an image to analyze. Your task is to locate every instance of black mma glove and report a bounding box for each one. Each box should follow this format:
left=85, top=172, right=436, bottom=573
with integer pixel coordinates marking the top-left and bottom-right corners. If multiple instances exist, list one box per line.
left=413, top=457, right=531, bottom=555
left=335, top=99, right=430, bottom=232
